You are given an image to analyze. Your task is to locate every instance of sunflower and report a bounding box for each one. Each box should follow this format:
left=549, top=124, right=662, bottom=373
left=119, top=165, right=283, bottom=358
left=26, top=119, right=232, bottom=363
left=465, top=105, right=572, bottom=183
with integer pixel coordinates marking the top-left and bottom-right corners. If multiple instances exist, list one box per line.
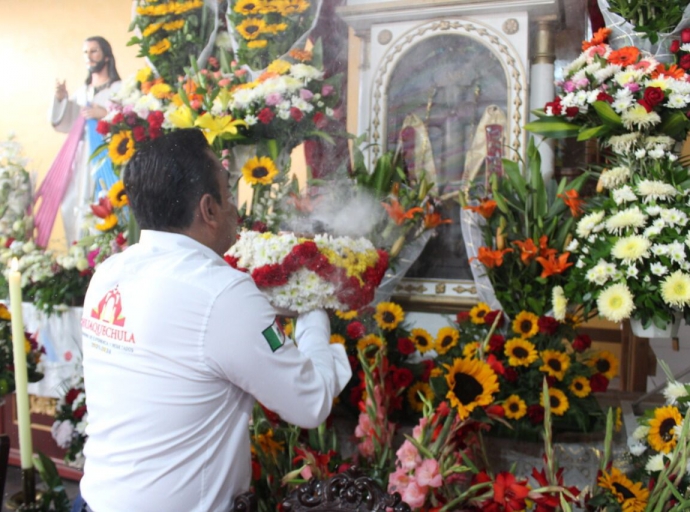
left=462, top=341, right=480, bottom=359
left=248, top=40, right=268, bottom=49
left=329, top=334, right=345, bottom=345
left=539, top=350, right=570, bottom=381
left=587, top=350, right=619, bottom=380
left=512, top=311, right=539, bottom=338
left=374, top=302, right=404, bottom=330
left=569, top=376, right=591, bottom=398
left=107, top=181, right=128, bottom=208
left=503, top=395, right=527, bottom=420
left=0, top=304, right=11, bottom=320
left=233, top=0, right=264, bottom=15
left=541, top=388, right=569, bottom=416
left=149, top=38, right=172, bottom=55
left=242, top=156, right=279, bottom=185
left=411, top=328, right=434, bottom=354
left=95, top=214, right=119, bottom=232
left=108, top=131, right=135, bottom=165
left=598, top=467, right=649, bottom=512
left=444, top=358, right=499, bottom=420
left=434, top=327, right=459, bottom=355
left=648, top=405, right=682, bottom=453
left=162, top=20, right=185, bottom=32
left=504, top=338, right=538, bottom=367
left=356, top=334, right=384, bottom=359
left=407, top=382, right=434, bottom=412
left=335, top=310, right=358, bottom=320
left=276, top=0, right=310, bottom=15
left=469, top=303, right=490, bottom=324
left=236, top=18, right=267, bottom=40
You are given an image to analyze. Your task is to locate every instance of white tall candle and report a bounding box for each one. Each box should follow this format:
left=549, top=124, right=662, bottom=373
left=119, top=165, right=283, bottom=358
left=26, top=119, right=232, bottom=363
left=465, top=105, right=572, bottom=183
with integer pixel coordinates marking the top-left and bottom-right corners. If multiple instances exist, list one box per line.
left=8, top=258, right=33, bottom=469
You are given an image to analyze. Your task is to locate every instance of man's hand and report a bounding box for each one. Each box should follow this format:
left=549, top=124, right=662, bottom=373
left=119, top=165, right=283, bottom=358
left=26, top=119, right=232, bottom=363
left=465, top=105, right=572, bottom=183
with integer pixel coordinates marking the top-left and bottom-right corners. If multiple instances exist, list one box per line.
left=55, top=80, right=68, bottom=101
left=81, top=105, right=107, bottom=120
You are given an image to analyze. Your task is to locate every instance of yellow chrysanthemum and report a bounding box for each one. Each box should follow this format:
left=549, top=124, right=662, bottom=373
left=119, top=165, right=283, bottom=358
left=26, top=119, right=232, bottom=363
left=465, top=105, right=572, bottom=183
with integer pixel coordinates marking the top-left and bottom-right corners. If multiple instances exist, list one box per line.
left=598, top=467, right=649, bottom=512
left=469, top=303, right=490, bottom=324
left=504, top=338, right=538, bottom=367
left=237, top=18, right=267, bottom=40
left=444, top=358, right=499, bottom=420
left=407, top=382, right=434, bottom=413
left=335, top=310, right=358, bottom=320
left=162, top=20, right=185, bottom=32
left=107, top=181, right=128, bottom=208
left=648, top=405, right=682, bottom=453
left=374, top=302, right=404, bottom=331
left=512, top=311, right=539, bottom=338
left=329, top=334, right=345, bottom=345
left=266, top=60, right=291, bottom=75
left=597, top=283, right=635, bottom=322
left=242, top=156, right=279, bottom=186
left=108, top=131, right=135, bottom=165
left=540, top=387, right=569, bottom=416
left=356, top=334, right=384, bottom=358
left=254, top=429, right=284, bottom=458
left=434, top=327, right=459, bottom=355
left=569, top=376, right=591, bottom=398
left=411, top=328, right=434, bottom=354
left=0, top=304, right=11, bottom=320
left=234, top=0, right=264, bottom=15
left=611, top=235, right=651, bottom=262
left=95, top=214, right=119, bottom=232
left=248, top=40, right=268, bottom=49
left=149, top=38, right=172, bottom=55
left=539, top=350, right=570, bottom=381
left=503, top=395, right=527, bottom=420
left=661, top=270, right=690, bottom=307
left=462, top=341, right=480, bottom=359
left=149, top=82, right=172, bottom=99
left=142, top=23, right=163, bottom=37
left=136, top=66, right=153, bottom=83
left=552, top=285, right=567, bottom=321
left=587, top=350, right=619, bottom=380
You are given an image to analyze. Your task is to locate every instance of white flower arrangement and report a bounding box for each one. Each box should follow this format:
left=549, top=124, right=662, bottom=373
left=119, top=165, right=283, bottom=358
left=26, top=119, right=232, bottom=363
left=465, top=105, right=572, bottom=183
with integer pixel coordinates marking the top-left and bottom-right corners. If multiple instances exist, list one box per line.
left=0, top=134, right=33, bottom=242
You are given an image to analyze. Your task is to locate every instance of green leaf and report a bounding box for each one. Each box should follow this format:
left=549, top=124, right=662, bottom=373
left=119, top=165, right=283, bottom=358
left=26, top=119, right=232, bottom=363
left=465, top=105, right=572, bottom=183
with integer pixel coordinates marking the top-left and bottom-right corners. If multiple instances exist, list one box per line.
left=306, top=130, right=336, bottom=145
left=660, top=110, right=690, bottom=139
left=524, top=118, right=580, bottom=139
left=502, top=159, right=528, bottom=203
left=592, top=100, right=623, bottom=127
left=576, top=124, right=611, bottom=141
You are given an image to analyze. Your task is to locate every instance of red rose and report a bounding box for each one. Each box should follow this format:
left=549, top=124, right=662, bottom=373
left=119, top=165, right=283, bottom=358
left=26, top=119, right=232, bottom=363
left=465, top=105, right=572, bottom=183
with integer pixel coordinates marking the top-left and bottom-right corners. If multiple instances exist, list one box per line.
left=527, top=404, right=544, bottom=425
left=65, top=388, right=81, bottom=405
left=572, top=334, right=592, bottom=352
left=564, top=106, right=579, bottom=118
left=682, top=28, right=690, bottom=43
left=73, top=405, right=87, bottom=420
left=290, top=107, right=304, bottom=122
left=96, top=120, right=110, bottom=135
left=488, top=334, right=505, bottom=353
left=671, top=39, right=681, bottom=53
left=111, top=112, right=124, bottom=125
left=456, top=311, right=470, bottom=324
left=392, top=367, right=414, bottom=388
left=132, top=125, right=147, bottom=142
left=596, top=92, right=614, bottom=103
left=538, top=316, right=559, bottom=335
left=590, top=373, right=609, bottom=392
left=257, top=108, right=274, bottom=124
left=483, top=310, right=504, bottom=328
left=680, top=54, right=690, bottom=70
left=147, top=110, right=164, bottom=128
left=346, top=321, right=366, bottom=339
left=251, top=220, right=267, bottom=233
left=313, top=111, right=328, bottom=129
left=397, top=337, right=416, bottom=356
left=643, top=86, right=665, bottom=108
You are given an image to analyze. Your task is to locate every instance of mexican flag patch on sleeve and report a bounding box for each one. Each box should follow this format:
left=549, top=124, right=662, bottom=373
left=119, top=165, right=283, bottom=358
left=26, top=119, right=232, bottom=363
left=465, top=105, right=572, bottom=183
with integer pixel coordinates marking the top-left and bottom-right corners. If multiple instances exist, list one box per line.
left=262, top=320, right=286, bottom=352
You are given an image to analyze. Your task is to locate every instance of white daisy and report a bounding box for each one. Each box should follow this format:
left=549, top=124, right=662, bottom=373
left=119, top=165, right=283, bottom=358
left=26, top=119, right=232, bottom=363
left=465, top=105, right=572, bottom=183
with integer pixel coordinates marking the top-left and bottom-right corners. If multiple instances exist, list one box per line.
left=650, top=263, right=668, bottom=276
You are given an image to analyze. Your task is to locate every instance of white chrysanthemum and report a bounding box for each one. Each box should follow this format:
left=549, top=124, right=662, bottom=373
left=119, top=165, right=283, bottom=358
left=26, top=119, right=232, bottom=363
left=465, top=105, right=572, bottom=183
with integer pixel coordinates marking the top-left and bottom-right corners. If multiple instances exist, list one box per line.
left=646, top=453, right=667, bottom=473
left=646, top=206, right=662, bottom=216
left=552, top=285, right=567, bottom=321
left=230, top=88, right=257, bottom=110
left=597, top=282, right=635, bottom=322
left=611, top=235, right=651, bottom=262
left=668, top=241, right=687, bottom=263
left=645, top=77, right=671, bottom=90
left=643, top=135, right=675, bottom=150
left=633, top=425, right=650, bottom=440
left=666, top=93, right=690, bottom=109
left=637, top=180, right=678, bottom=202
left=586, top=259, right=617, bottom=286
left=607, top=133, right=639, bottom=154
left=650, top=263, right=669, bottom=276
left=622, top=104, right=661, bottom=129
left=626, top=265, right=639, bottom=278
left=604, top=206, right=648, bottom=234
left=599, top=166, right=631, bottom=189
left=670, top=78, right=690, bottom=95
left=576, top=210, right=606, bottom=237
left=663, top=381, right=689, bottom=404
left=613, top=185, right=637, bottom=204
left=661, top=270, right=690, bottom=307
left=290, top=63, right=324, bottom=81
left=628, top=439, right=647, bottom=456
left=611, top=95, right=633, bottom=113
left=615, top=68, right=644, bottom=87
left=651, top=244, right=669, bottom=256
left=660, top=208, right=688, bottom=227
left=566, top=238, right=579, bottom=252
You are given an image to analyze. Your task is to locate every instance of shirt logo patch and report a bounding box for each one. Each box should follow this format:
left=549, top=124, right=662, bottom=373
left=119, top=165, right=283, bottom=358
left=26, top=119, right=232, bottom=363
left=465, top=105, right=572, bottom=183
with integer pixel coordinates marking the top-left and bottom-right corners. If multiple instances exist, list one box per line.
left=262, top=321, right=286, bottom=352
left=91, top=287, right=126, bottom=326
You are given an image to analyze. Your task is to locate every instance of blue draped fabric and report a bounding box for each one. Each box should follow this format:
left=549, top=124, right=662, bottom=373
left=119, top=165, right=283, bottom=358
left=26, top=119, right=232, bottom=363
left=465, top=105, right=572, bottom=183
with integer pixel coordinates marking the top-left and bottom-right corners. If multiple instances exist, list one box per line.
left=85, top=118, right=118, bottom=201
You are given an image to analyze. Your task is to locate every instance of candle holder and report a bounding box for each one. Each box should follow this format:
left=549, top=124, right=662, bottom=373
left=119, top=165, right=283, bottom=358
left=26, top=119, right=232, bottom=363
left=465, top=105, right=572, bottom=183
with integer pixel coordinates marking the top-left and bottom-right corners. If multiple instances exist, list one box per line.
left=6, top=468, right=40, bottom=511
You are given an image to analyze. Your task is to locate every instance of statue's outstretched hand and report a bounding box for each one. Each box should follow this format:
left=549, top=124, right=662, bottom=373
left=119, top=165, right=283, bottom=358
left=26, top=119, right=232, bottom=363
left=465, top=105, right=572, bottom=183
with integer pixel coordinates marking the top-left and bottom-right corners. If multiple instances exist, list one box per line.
left=55, top=80, right=67, bottom=101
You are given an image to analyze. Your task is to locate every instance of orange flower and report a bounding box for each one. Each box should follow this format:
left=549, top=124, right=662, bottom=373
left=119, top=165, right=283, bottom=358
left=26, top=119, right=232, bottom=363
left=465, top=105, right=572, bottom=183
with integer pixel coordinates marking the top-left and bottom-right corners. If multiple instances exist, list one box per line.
left=382, top=198, right=424, bottom=225
left=140, top=77, right=164, bottom=94
left=607, top=46, right=640, bottom=66
left=288, top=49, right=312, bottom=62
left=512, top=238, right=538, bottom=264
left=464, top=199, right=497, bottom=219
left=535, top=252, right=573, bottom=278
left=472, top=246, right=513, bottom=269
left=539, top=235, right=557, bottom=259
left=582, top=27, right=611, bottom=50
left=652, top=63, right=686, bottom=80
left=558, top=189, right=584, bottom=217
left=423, top=204, right=451, bottom=229
left=258, top=71, right=280, bottom=83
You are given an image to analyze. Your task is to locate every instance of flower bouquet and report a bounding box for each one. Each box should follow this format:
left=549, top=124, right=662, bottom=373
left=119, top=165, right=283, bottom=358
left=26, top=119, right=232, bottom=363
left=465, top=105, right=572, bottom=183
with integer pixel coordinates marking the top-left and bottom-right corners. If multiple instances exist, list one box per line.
left=51, top=374, right=87, bottom=468
left=0, top=304, right=44, bottom=394
left=225, top=230, right=388, bottom=313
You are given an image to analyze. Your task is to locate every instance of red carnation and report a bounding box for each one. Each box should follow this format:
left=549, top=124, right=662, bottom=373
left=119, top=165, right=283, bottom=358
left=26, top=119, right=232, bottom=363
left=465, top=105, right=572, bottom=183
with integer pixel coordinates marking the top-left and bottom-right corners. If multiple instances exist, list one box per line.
left=538, top=316, right=559, bottom=335
left=483, top=310, right=504, bottom=328
left=147, top=110, right=164, bottom=128
left=572, top=333, right=592, bottom=352
left=111, top=112, right=124, bottom=124
left=544, top=97, right=562, bottom=115
left=420, top=359, right=434, bottom=382
left=590, top=373, right=609, bottom=392
left=224, top=255, right=240, bottom=267
left=671, top=39, right=681, bottom=53
left=258, top=107, right=275, bottom=124
left=132, top=125, right=147, bottom=143
left=527, top=404, right=544, bottom=425
left=125, top=114, right=138, bottom=127
left=346, top=321, right=366, bottom=339
left=148, top=126, right=162, bottom=140
left=251, top=264, right=288, bottom=287
left=564, top=106, right=579, bottom=118
left=456, top=311, right=470, bottom=324
left=96, top=120, right=110, bottom=135
left=488, top=334, right=505, bottom=353
left=290, top=107, right=304, bottom=122
left=392, top=367, right=414, bottom=389
left=397, top=337, right=416, bottom=355
left=596, top=92, right=614, bottom=103
left=65, top=388, right=81, bottom=405
left=251, top=221, right=268, bottom=233
left=73, top=405, right=87, bottom=420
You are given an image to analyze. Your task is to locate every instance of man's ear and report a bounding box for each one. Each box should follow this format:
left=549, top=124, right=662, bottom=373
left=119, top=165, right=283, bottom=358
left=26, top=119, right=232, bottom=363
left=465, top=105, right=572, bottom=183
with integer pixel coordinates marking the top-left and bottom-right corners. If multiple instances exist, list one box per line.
left=198, top=193, right=219, bottom=226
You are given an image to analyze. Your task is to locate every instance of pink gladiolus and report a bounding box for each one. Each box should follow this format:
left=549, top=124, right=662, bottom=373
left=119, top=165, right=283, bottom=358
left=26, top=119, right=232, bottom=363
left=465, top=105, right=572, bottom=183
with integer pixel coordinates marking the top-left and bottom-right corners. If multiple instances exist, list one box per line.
left=396, top=440, right=421, bottom=471
left=412, top=417, right=428, bottom=441
left=300, top=465, right=313, bottom=479
left=416, top=459, right=443, bottom=488
left=357, top=437, right=375, bottom=458
left=401, top=481, right=428, bottom=509
left=218, top=78, right=231, bottom=87
left=388, top=467, right=412, bottom=494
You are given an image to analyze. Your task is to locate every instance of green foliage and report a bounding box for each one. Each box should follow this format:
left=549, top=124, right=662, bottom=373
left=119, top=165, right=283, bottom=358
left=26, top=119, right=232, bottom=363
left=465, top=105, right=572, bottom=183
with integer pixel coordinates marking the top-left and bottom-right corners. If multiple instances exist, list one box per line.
left=607, top=0, right=690, bottom=43
left=33, top=452, right=71, bottom=512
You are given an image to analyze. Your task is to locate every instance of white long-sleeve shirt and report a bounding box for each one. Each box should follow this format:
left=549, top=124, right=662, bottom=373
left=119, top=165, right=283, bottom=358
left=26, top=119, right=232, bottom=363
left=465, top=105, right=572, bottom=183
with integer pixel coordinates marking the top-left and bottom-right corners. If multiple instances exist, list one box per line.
left=80, top=230, right=351, bottom=512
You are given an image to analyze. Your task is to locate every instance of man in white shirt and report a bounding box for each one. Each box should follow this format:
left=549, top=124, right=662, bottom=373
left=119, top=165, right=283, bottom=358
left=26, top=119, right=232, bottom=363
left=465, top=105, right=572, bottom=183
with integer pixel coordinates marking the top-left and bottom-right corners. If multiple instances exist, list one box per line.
left=77, top=129, right=351, bottom=512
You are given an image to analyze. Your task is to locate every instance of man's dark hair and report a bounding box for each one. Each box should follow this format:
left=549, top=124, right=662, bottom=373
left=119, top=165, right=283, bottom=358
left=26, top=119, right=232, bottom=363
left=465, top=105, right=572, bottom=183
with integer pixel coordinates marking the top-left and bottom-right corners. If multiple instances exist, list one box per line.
left=85, top=36, right=121, bottom=86
left=123, top=129, right=222, bottom=231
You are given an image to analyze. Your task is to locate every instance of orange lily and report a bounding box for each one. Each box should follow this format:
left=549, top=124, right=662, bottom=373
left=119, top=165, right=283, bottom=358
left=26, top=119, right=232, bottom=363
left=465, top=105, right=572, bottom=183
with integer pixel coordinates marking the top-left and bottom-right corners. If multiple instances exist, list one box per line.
left=382, top=198, right=424, bottom=225
left=464, top=199, right=497, bottom=219
left=471, top=246, right=513, bottom=269
left=423, top=204, right=451, bottom=229
left=582, top=27, right=611, bottom=51
left=90, top=197, right=113, bottom=219
left=535, top=252, right=573, bottom=278
left=512, top=238, right=538, bottom=265
left=558, top=189, right=584, bottom=217
left=538, top=235, right=557, bottom=259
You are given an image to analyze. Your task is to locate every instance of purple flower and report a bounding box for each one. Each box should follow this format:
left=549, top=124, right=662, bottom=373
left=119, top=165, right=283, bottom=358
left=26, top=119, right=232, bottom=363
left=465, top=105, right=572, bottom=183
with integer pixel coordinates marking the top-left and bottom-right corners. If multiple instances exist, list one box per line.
left=321, top=84, right=334, bottom=96
left=87, top=248, right=101, bottom=268
left=625, top=82, right=640, bottom=93
left=265, top=92, right=283, bottom=106
left=299, top=88, right=314, bottom=101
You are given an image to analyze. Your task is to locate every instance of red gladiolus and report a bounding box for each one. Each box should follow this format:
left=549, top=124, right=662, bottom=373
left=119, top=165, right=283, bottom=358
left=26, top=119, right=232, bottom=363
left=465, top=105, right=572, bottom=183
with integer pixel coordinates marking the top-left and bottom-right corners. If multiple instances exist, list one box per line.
left=487, top=472, right=530, bottom=512
left=313, top=111, right=328, bottom=129
left=420, top=359, right=434, bottom=382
